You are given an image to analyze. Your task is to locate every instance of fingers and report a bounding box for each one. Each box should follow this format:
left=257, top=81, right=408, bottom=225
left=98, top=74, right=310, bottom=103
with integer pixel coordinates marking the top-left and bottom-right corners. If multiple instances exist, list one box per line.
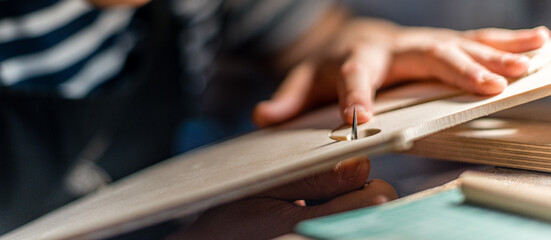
left=307, top=179, right=398, bottom=217
left=167, top=198, right=301, bottom=240
left=260, top=156, right=370, bottom=201
left=252, top=62, right=315, bottom=127
left=465, top=26, right=550, bottom=53
left=460, top=41, right=530, bottom=77
left=167, top=158, right=393, bottom=240
left=427, top=43, right=508, bottom=95
left=338, top=43, right=390, bottom=124
left=167, top=179, right=397, bottom=240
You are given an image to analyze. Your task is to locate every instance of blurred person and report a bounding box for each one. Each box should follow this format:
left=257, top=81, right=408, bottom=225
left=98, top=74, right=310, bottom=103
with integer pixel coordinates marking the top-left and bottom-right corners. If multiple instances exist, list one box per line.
left=0, top=0, right=394, bottom=236
left=0, top=0, right=548, bottom=239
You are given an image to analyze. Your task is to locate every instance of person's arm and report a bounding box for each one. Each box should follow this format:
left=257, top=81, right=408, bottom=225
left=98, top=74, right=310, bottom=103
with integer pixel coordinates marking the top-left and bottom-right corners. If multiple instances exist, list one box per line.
left=253, top=5, right=550, bottom=126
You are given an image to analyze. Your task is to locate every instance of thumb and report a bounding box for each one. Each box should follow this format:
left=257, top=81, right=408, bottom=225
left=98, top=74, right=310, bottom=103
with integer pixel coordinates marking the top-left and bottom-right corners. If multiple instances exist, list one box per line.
left=253, top=62, right=315, bottom=127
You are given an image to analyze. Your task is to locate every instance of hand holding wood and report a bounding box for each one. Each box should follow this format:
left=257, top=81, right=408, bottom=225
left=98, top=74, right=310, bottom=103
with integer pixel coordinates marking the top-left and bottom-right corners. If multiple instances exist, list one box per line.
left=166, top=156, right=397, bottom=240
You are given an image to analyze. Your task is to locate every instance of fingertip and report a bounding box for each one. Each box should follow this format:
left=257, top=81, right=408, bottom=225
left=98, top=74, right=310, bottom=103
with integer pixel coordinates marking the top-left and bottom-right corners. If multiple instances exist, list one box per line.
left=306, top=179, right=398, bottom=218
left=252, top=101, right=277, bottom=127
left=371, top=195, right=392, bottom=205
left=253, top=97, right=305, bottom=127
left=518, top=26, right=550, bottom=52
left=357, top=109, right=373, bottom=124
left=501, top=54, right=530, bottom=77
left=476, top=72, right=508, bottom=95
left=531, top=26, right=550, bottom=47
left=366, top=179, right=399, bottom=201
left=534, top=26, right=551, bottom=39
left=294, top=200, right=306, bottom=207
left=343, top=104, right=373, bottom=124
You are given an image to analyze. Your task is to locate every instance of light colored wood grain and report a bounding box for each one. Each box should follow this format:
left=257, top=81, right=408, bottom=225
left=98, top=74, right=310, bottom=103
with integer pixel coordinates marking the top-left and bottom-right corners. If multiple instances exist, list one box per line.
left=364, top=168, right=551, bottom=211
left=373, top=81, right=463, bottom=115
left=461, top=171, right=551, bottom=222
left=5, top=56, right=551, bottom=240
left=406, top=117, right=551, bottom=172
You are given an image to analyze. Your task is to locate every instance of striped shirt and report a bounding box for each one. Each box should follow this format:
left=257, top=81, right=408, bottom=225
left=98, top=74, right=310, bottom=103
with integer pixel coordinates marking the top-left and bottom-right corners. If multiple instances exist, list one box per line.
left=0, top=0, right=136, bottom=99
left=0, top=0, right=333, bottom=99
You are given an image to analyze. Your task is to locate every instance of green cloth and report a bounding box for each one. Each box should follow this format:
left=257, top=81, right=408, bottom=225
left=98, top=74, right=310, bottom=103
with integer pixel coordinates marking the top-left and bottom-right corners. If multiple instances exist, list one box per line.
left=296, top=188, right=551, bottom=240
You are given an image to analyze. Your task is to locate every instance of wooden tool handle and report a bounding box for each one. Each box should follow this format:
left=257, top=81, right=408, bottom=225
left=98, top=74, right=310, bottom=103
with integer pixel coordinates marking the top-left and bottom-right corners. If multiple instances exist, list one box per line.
left=460, top=171, right=551, bottom=222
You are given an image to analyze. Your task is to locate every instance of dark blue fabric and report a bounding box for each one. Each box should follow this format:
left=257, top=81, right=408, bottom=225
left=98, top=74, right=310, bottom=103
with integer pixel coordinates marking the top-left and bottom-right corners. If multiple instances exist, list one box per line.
left=0, top=10, right=100, bottom=62
left=0, top=1, right=133, bottom=97
left=0, top=0, right=60, bottom=18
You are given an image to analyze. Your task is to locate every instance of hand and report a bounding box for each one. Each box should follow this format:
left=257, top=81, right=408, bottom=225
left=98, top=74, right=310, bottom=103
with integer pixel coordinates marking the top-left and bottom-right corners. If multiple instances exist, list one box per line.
left=166, top=156, right=397, bottom=240
left=253, top=11, right=550, bottom=127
